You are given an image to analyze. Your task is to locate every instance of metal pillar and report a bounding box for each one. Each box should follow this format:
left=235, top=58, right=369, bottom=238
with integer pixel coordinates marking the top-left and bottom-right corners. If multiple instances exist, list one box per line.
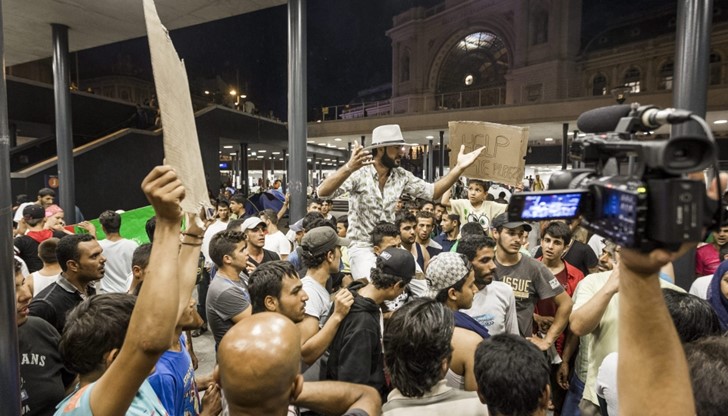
left=288, top=0, right=307, bottom=220
left=561, top=123, right=569, bottom=170
left=360, top=135, right=365, bottom=147
left=439, top=130, right=445, bottom=177
left=671, top=0, right=713, bottom=291
left=427, top=139, right=434, bottom=182
left=0, top=0, right=22, bottom=411
left=282, top=147, right=288, bottom=194
left=52, top=24, right=76, bottom=224
left=241, top=143, right=249, bottom=196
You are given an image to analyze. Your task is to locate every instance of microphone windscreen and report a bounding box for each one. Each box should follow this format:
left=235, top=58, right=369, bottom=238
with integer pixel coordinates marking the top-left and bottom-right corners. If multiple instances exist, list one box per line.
left=576, top=104, right=631, bottom=133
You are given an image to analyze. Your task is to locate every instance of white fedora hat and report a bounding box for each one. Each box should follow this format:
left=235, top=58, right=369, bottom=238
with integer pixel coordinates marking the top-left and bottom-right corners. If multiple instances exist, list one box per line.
left=364, top=124, right=416, bottom=150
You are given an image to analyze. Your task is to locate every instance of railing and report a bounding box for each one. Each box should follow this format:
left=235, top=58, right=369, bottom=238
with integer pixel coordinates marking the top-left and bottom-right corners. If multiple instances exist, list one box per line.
left=320, top=86, right=506, bottom=121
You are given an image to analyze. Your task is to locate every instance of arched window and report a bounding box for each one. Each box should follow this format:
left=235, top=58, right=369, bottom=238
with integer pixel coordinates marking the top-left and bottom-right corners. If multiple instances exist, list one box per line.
left=657, top=60, right=673, bottom=90
left=400, top=49, right=411, bottom=82
left=531, top=9, right=549, bottom=45
left=710, top=52, right=722, bottom=85
left=592, top=73, right=607, bottom=96
left=624, top=67, right=641, bottom=93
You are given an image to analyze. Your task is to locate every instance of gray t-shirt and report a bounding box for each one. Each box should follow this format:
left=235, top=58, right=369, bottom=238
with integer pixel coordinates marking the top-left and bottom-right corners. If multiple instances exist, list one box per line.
left=461, top=281, right=519, bottom=336
left=495, top=255, right=564, bottom=337
left=206, top=275, right=250, bottom=346
left=301, top=276, right=332, bottom=326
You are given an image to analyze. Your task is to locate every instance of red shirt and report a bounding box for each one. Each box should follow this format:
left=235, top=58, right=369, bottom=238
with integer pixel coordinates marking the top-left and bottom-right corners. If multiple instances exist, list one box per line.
left=535, top=259, right=584, bottom=354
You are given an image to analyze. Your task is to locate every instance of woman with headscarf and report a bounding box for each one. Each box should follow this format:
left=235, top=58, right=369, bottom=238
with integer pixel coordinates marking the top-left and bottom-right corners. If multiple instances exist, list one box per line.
left=707, top=260, right=728, bottom=331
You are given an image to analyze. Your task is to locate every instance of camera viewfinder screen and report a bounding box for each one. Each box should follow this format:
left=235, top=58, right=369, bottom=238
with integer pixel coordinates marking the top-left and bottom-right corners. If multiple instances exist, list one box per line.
left=520, top=193, right=584, bottom=220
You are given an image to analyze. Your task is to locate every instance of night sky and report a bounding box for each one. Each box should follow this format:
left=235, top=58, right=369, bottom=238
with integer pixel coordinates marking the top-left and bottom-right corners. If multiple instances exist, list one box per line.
left=76, top=0, right=688, bottom=120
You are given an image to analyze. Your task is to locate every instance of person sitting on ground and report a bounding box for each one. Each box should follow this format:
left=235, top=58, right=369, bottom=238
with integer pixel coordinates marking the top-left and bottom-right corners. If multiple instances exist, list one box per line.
left=27, top=237, right=62, bottom=297
left=54, top=165, right=203, bottom=415
left=382, top=298, right=487, bottom=415
left=426, top=252, right=487, bottom=391
left=474, top=333, right=551, bottom=416
left=216, top=312, right=380, bottom=416
left=29, top=234, right=106, bottom=334
left=97, top=210, right=139, bottom=294
left=324, top=247, right=414, bottom=395
left=206, top=229, right=252, bottom=348
left=15, top=258, right=76, bottom=415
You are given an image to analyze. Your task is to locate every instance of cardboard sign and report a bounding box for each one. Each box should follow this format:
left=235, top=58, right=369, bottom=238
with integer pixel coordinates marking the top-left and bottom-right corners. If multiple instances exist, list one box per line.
left=448, top=121, right=529, bottom=187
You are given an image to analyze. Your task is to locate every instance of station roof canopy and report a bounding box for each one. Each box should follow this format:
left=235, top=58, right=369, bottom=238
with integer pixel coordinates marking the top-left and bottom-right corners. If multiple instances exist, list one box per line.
left=4, top=0, right=286, bottom=66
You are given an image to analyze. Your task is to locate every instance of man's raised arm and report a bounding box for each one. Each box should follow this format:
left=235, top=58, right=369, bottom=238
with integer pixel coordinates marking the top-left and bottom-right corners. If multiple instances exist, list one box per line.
left=432, top=145, right=484, bottom=200
left=318, top=142, right=372, bottom=198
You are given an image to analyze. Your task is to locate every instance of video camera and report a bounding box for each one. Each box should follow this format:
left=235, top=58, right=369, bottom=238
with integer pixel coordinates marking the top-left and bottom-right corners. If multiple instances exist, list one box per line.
left=509, top=103, right=721, bottom=251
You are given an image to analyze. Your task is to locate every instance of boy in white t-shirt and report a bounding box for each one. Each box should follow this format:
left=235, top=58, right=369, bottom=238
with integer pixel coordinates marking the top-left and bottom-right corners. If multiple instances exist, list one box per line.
left=442, top=179, right=507, bottom=233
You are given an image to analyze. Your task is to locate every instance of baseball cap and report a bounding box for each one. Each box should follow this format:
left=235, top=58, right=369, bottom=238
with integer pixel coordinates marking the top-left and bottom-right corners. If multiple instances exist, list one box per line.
left=241, top=217, right=266, bottom=230
left=289, top=219, right=304, bottom=232
left=491, top=213, right=532, bottom=231
left=376, top=247, right=416, bottom=280
left=23, top=204, right=45, bottom=221
left=425, top=252, right=473, bottom=298
left=301, top=227, right=350, bottom=256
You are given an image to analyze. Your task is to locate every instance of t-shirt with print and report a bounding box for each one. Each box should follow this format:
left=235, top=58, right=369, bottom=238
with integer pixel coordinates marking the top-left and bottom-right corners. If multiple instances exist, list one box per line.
left=20, top=316, right=75, bottom=416
left=448, top=199, right=506, bottom=232
left=265, top=230, right=292, bottom=257
left=54, top=379, right=168, bottom=415
left=495, top=255, right=564, bottom=337
left=206, top=275, right=250, bottom=346
left=148, top=335, right=200, bottom=415
left=460, top=281, right=519, bottom=336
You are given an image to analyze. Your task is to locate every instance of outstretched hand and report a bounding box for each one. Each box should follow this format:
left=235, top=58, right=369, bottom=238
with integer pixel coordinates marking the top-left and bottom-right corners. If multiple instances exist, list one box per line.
left=455, top=145, right=485, bottom=170
left=346, top=141, right=374, bottom=172
left=142, top=165, right=185, bottom=223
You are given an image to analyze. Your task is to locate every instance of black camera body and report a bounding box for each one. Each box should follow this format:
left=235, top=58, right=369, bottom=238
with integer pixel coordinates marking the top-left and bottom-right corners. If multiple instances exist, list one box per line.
left=509, top=103, right=718, bottom=251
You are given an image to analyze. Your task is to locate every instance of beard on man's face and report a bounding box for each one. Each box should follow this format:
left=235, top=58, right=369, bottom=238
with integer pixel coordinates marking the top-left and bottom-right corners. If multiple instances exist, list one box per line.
left=381, top=149, right=399, bottom=169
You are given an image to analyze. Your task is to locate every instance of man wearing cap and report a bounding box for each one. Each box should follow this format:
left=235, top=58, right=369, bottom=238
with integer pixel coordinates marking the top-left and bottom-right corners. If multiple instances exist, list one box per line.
left=14, top=204, right=67, bottom=273
left=298, top=227, right=354, bottom=371
left=323, top=247, right=414, bottom=394
left=426, top=252, right=488, bottom=391
left=240, top=216, right=280, bottom=273
left=13, top=187, right=56, bottom=228
left=317, top=124, right=485, bottom=280
left=491, top=213, right=573, bottom=351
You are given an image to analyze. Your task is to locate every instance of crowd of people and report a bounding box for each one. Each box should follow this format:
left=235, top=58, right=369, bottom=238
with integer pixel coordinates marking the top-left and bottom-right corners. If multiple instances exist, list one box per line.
left=9, top=123, right=728, bottom=415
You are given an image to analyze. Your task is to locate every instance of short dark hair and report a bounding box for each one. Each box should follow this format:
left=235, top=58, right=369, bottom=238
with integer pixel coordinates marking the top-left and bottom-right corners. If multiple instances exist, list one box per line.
left=99, top=210, right=122, bottom=234
left=226, top=218, right=246, bottom=231
left=446, top=213, right=461, bottom=225
left=217, top=199, right=231, bottom=209
left=145, top=216, right=156, bottom=242
left=541, top=221, right=572, bottom=246
left=395, top=211, right=417, bottom=230
left=38, top=238, right=60, bottom=264
left=261, top=209, right=279, bottom=226
left=663, top=289, right=722, bottom=343
left=383, top=298, right=454, bottom=397
left=337, top=215, right=349, bottom=229
left=307, top=198, right=322, bottom=208
left=230, top=194, right=246, bottom=204
left=60, top=293, right=136, bottom=374
left=14, top=258, right=23, bottom=275
left=685, top=336, right=728, bottom=416
left=209, top=230, right=246, bottom=268
left=249, top=261, right=299, bottom=314
left=475, top=334, right=550, bottom=416
left=456, top=235, right=496, bottom=261
left=416, top=210, right=434, bottom=222
left=56, top=234, right=96, bottom=272
left=419, top=200, right=434, bottom=210
left=371, top=222, right=399, bottom=247
left=468, top=179, right=487, bottom=191
left=460, top=222, right=486, bottom=238
left=302, top=212, right=325, bottom=231
left=38, top=188, right=56, bottom=198
left=370, top=255, right=413, bottom=290
left=132, top=243, right=153, bottom=270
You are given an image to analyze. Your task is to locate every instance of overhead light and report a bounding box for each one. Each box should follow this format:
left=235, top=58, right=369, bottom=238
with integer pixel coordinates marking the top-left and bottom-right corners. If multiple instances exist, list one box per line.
left=324, top=158, right=331, bottom=161
left=257, top=155, right=264, bottom=158
left=258, top=150, right=266, bottom=153
left=223, top=145, right=233, bottom=149
left=240, top=94, right=247, bottom=99
left=272, top=152, right=281, bottom=155
left=307, top=158, right=312, bottom=162
left=334, top=138, right=342, bottom=141
left=426, top=135, right=434, bottom=139
left=327, top=144, right=336, bottom=148
left=544, top=137, right=554, bottom=142
left=318, top=143, right=327, bottom=147
left=338, top=146, right=346, bottom=150
left=307, top=140, right=315, bottom=144
left=230, top=152, right=236, bottom=156
left=567, top=132, right=574, bottom=136
left=317, top=120, right=322, bottom=123
left=251, top=152, right=257, bottom=156
left=715, top=119, right=728, bottom=124
left=279, top=158, right=284, bottom=161
left=204, top=90, right=210, bottom=95
left=229, top=90, right=237, bottom=96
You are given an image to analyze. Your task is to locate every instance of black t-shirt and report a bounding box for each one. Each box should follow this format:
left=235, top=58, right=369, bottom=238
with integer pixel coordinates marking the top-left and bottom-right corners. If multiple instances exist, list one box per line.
left=535, top=240, right=597, bottom=276
left=248, top=248, right=281, bottom=268
left=19, top=316, right=76, bottom=416
left=14, top=230, right=67, bottom=273
left=29, top=280, right=95, bottom=334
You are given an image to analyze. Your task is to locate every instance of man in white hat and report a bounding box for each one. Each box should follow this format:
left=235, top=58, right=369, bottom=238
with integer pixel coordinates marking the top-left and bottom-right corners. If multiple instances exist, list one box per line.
left=318, top=124, right=484, bottom=280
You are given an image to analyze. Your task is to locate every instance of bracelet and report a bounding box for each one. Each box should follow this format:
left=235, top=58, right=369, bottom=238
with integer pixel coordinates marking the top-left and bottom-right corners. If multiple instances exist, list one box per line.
left=181, top=232, right=204, bottom=239
left=181, top=241, right=203, bottom=246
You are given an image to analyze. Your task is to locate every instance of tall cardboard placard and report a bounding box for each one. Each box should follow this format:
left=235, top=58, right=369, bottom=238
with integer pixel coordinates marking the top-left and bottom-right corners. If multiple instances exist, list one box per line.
left=448, top=121, right=529, bottom=187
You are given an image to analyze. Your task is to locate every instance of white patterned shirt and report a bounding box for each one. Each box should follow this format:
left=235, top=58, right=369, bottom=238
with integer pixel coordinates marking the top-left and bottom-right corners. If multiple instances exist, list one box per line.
left=330, top=165, right=434, bottom=244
